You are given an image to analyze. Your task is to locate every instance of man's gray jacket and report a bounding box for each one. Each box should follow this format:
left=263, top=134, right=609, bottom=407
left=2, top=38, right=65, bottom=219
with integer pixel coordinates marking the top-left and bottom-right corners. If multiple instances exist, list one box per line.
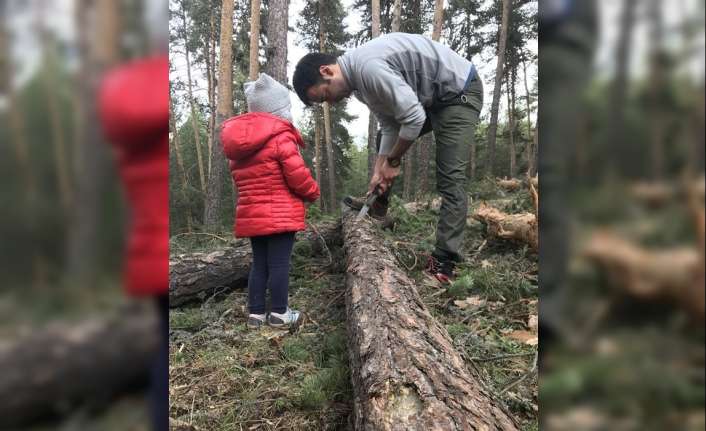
left=337, top=32, right=476, bottom=155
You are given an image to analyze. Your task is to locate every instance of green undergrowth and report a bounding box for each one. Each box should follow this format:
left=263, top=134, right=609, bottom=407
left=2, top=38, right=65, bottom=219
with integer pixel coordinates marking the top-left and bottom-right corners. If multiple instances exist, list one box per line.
left=169, top=234, right=351, bottom=430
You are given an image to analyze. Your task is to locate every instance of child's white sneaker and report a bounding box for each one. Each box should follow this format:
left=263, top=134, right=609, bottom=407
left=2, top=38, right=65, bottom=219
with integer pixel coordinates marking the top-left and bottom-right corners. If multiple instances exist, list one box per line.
left=247, top=313, right=267, bottom=330
left=268, top=308, right=301, bottom=328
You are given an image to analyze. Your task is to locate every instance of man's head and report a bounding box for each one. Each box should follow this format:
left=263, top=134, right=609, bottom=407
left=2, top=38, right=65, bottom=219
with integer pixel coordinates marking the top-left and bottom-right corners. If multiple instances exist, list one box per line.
left=293, top=53, right=352, bottom=106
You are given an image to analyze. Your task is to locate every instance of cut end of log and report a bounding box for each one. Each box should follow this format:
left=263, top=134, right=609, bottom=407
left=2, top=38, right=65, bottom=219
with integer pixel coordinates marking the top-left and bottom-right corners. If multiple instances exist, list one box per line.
left=473, top=202, right=538, bottom=252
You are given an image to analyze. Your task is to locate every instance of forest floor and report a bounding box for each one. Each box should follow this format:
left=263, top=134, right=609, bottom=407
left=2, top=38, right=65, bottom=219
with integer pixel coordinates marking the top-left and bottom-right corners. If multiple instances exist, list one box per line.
left=539, top=183, right=705, bottom=430
left=168, top=179, right=539, bottom=430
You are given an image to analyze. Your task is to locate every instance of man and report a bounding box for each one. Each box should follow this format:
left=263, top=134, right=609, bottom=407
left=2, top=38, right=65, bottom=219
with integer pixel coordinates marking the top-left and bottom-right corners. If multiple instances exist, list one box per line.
left=293, top=32, right=483, bottom=284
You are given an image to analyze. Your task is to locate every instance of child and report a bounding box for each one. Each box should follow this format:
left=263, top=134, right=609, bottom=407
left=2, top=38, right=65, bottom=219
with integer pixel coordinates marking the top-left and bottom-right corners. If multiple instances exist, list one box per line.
left=221, top=73, right=320, bottom=329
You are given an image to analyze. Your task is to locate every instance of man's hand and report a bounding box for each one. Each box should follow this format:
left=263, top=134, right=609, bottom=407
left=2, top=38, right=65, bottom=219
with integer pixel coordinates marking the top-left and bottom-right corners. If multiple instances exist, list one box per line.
left=377, top=159, right=401, bottom=193
left=367, top=158, right=401, bottom=194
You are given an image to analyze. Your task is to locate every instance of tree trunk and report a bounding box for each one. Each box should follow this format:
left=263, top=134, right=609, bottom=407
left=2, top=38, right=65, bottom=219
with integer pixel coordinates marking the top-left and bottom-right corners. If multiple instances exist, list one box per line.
left=248, top=0, right=261, bottom=81
left=0, top=306, right=159, bottom=429
left=265, top=0, right=288, bottom=84
left=367, top=113, right=377, bottom=181
left=647, top=0, right=665, bottom=180
left=486, top=0, right=511, bottom=177
left=36, top=9, right=73, bottom=213
left=323, top=102, right=336, bottom=211
left=203, top=0, right=235, bottom=232
left=181, top=2, right=207, bottom=195
left=368, top=0, right=381, bottom=180
left=391, top=0, right=402, bottom=32
left=507, top=69, right=516, bottom=177
left=169, top=221, right=342, bottom=307
left=403, top=152, right=414, bottom=200
left=608, top=0, right=637, bottom=177
left=417, top=133, right=432, bottom=198
left=170, top=97, right=193, bottom=231
left=431, top=0, right=444, bottom=40
left=341, top=210, right=519, bottom=430
left=65, top=0, right=119, bottom=285
left=318, top=6, right=336, bottom=212
left=314, top=109, right=325, bottom=211
left=521, top=58, right=535, bottom=176
left=205, top=8, right=217, bottom=176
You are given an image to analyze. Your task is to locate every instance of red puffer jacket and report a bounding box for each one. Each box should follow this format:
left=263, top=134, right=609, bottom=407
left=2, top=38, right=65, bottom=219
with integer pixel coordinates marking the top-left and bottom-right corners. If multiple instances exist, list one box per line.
left=98, top=55, right=169, bottom=297
left=221, top=113, right=320, bottom=238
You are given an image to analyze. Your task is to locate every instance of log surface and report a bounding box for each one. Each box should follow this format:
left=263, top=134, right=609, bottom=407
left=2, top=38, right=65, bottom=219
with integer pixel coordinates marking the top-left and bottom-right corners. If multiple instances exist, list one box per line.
left=169, top=221, right=340, bottom=307
left=342, top=210, right=519, bottom=430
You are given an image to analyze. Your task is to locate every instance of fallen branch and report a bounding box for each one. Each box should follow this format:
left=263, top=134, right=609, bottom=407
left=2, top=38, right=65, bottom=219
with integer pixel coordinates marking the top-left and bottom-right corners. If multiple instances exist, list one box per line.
left=582, top=230, right=704, bottom=321
left=472, top=203, right=538, bottom=252
left=342, top=209, right=519, bottom=430
left=169, top=221, right=341, bottom=307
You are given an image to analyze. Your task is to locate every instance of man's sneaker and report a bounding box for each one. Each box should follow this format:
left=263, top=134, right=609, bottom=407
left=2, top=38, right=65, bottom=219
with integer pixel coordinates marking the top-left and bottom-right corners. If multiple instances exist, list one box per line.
left=268, top=308, right=301, bottom=328
left=426, top=255, right=456, bottom=285
left=247, top=313, right=267, bottom=330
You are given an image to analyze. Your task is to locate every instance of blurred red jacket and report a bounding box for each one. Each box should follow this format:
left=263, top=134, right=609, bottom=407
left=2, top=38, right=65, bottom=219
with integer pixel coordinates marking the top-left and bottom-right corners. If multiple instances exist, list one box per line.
left=221, top=113, right=320, bottom=238
left=98, top=55, right=169, bottom=297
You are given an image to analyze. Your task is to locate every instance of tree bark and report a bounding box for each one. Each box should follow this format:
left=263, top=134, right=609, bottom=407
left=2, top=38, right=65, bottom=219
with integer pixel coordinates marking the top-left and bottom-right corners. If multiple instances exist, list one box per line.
left=65, top=0, right=118, bottom=286
left=323, top=102, right=336, bottom=211
left=431, top=0, right=444, bottom=40
left=647, top=0, right=665, bottom=180
left=248, top=0, right=261, bottom=81
left=170, top=97, right=193, bottom=231
left=417, top=133, right=432, bottom=198
left=265, top=0, right=288, bottom=85
left=181, top=2, right=207, bottom=195
left=341, top=210, right=519, bottom=430
left=205, top=7, right=217, bottom=176
left=391, top=0, right=402, bottom=32
left=0, top=306, right=159, bottom=429
left=36, top=7, right=73, bottom=213
left=314, top=108, right=325, bottom=211
left=203, top=0, right=235, bottom=232
left=403, top=152, right=414, bottom=200
left=368, top=0, right=381, bottom=180
left=318, top=6, right=336, bottom=212
left=169, top=221, right=342, bottom=307
left=486, top=0, right=511, bottom=177
left=521, top=58, right=535, bottom=176
left=506, top=71, right=515, bottom=177
left=607, top=0, right=637, bottom=177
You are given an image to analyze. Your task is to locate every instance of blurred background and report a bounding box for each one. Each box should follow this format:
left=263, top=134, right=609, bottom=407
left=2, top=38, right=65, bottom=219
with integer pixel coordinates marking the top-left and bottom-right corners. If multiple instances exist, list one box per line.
left=539, top=0, right=705, bottom=429
left=0, top=0, right=163, bottom=429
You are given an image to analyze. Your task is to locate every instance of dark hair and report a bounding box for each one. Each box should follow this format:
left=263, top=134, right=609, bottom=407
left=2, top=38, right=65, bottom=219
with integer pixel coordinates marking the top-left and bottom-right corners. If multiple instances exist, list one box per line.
left=292, top=53, right=337, bottom=106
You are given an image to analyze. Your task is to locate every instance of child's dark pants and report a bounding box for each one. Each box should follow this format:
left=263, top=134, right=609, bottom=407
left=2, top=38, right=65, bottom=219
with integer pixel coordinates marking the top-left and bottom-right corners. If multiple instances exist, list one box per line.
left=248, top=232, right=296, bottom=315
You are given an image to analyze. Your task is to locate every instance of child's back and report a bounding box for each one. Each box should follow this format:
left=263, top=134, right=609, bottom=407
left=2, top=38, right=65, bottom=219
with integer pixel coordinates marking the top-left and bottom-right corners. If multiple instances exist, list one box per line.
left=220, top=73, right=320, bottom=329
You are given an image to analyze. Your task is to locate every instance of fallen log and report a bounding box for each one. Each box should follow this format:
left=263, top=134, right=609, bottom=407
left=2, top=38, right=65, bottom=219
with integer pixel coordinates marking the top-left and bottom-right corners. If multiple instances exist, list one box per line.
left=169, top=221, right=341, bottom=307
left=629, top=177, right=705, bottom=208
left=497, top=177, right=522, bottom=191
left=0, top=303, right=158, bottom=429
left=342, top=209, right=519, bottom=430
left=582, top=230, right=704, bottom=321
left=472, top=203, right=538, bottom=252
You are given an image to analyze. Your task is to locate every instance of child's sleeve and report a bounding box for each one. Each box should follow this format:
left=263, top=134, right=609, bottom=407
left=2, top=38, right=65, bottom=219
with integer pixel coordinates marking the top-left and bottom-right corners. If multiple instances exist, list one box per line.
left=276, top=137, right=320, bottom=202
